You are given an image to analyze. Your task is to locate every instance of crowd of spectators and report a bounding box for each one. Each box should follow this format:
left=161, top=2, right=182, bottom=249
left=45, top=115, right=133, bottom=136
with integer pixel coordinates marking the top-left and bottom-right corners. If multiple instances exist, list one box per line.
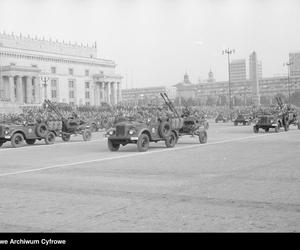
left=1, top=101, right=299, bottom=128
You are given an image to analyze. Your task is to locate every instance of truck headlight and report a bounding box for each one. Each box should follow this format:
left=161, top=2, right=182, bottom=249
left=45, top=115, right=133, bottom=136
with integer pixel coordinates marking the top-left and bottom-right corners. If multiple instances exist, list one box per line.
left=128, top=129, right=136, bottom=135
left=108, top=130, right=115, bottom=135
left=270, top=120, right=274, bottom=123
left=4, top=129, right=10, bottom=135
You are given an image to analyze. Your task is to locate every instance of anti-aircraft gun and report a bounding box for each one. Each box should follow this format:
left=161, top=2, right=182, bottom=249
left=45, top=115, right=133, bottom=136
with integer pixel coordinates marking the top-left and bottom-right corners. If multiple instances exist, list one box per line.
left=160, top=93, right=207, bottom=144
left=44, top=99, right=92, bottom=141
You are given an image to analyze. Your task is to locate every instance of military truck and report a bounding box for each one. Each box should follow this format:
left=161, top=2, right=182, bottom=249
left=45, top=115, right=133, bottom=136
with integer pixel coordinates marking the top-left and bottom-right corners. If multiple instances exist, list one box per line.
left=253, top=111, right=288, bottom=133
left=215, top=113, right=228, bottom=123
left=0, top=121, right=61, bottom=148
left=233, top=113, right=253, bottom=126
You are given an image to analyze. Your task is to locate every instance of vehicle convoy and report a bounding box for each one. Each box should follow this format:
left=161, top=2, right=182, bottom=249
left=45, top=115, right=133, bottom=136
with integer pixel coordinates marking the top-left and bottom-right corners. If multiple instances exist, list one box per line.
left=0, top=120, right=61, bottom=148
left=44, top=99, right=92, bottom=142
left=106, top=93, right=207, bottom=152
left=233, top=113, right=253, bottom=126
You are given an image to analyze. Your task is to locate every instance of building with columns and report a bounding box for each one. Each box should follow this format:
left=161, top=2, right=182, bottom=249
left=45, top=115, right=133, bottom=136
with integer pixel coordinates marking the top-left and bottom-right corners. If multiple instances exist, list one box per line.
left=0, top=31, right=122, bottom=111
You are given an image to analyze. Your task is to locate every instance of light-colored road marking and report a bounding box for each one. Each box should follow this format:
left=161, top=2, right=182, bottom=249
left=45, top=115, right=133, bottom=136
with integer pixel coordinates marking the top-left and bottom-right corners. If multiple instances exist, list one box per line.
left=0, top=135, right=105, bottom=152
left=0, top=131, right=293, bottom=178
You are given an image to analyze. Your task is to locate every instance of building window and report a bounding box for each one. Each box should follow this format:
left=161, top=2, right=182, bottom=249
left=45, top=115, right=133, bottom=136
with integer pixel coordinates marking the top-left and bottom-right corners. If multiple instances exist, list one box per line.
left=69, top=68, right=74, bottom=75
left=85, top=82, right=90, bottom=89
left=32, top=64, right=37, bottom=68
left=69, top=90, right=75, bottom=99
left=51, top=67, right=56, bottom=74
left=68, top=80, right=75, bottom=88
left=85, top=70, right=89, bottom=76
left=85, top=102, right=90, bottom=106
left=85, top=91, right=90, bottom=99
left=51, top=90, right=57, bottom=99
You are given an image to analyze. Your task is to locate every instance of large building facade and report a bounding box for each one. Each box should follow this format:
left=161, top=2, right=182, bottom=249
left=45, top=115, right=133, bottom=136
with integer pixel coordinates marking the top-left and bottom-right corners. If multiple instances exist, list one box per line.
left=229, top=59, right=247, bottom=82
left=0, top=32, right=122, bottom=110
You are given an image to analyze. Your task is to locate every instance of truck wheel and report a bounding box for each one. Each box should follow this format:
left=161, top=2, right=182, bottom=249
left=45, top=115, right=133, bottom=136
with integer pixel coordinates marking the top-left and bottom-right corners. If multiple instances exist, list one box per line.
left=253, top=126, right=259, bottom=133
left=158, top=121, right=171, bottom=138
left=107, top=139, right=120, bottom=151
left=199, top=131, right=207, bottom=144
left=45, top=131, right=56, bottom=145
left=62, top=133, right=71, bottom=142
left=264, top=128, right=269, bottom=132
left=215, top=120, right=218, bottom=123
left=11, top=133, right=25, bottom=148
left=137, top=133, right=150, bottom=152
left=165, top=131, right=176, bottom=148
left=83, top=129, right=92, bottom=141
left=36, top=123, right=48, bottom=138
left=274, top=126, right=279, bottom=133
left=234, top=122, right=238, bottom=126
left=25, top=139, right=36, bottom=145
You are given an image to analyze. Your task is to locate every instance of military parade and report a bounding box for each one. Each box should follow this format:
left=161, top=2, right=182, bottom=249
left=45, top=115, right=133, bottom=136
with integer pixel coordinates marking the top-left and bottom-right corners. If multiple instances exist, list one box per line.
left=0, top=0, right=300, bottom=241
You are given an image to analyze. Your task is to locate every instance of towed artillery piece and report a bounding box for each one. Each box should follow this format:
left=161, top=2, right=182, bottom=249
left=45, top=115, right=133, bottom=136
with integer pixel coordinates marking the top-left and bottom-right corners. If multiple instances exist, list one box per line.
left=43, top=99, right=92, bottom=142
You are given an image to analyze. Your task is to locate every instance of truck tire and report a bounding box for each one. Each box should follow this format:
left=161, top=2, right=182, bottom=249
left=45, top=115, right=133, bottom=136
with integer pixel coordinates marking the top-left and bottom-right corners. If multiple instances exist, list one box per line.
left=36, top=123, right=48, bottom=138
left=234, top=121, right=238, bottom=126
left=165, top=131, right=176, bottom=148
left=137, top=133, right=150, bottom=152
left=25, top=139, right=36, bottom=145
left=199, top=131, right=207, bottom=144
left=62, top=133, right=71, bottom=142
left=284, top=123, right=289, bottom=131
left=264, top=128, right=269, bottom=132
left=274, top=125, right=279, bottom=133
left=108, top=140, right=120, bottom=151
left=11, top=133, right=25, bottom=148
left=45, top=131, right=56, bottom=145
left=158, top=121, right=171, bottom=138
left=0, top=141, right=4, bottom=147
left=83, top=129, right=92, bottom=141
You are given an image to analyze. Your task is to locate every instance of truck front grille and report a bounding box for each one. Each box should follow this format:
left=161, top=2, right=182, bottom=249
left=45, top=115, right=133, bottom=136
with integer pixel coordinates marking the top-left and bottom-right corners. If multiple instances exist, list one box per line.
left=116, top=126, right=125, bottom=136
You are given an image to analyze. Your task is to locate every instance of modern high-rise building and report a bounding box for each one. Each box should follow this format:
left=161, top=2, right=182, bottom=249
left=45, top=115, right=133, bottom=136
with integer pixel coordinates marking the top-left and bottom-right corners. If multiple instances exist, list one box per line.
left=249, top=51, right=260, bottom=105
left=289, top=52, right=300, bottom=76
left=229, top=59, right=246, bottom=82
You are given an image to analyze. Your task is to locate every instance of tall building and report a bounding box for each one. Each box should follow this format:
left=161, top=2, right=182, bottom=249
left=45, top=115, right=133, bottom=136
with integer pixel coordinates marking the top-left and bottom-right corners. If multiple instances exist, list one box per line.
left=0, top=31, right=122, bottom=110
left=289, top=52, right=300, bottom=76
left=249, top=51, right=260, bottom=105
left=229, top=59, right=246, bottom=82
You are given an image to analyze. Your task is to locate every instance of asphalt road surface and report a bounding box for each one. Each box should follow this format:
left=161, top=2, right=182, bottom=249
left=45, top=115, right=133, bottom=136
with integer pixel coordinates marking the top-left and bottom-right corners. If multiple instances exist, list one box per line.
left=0, top=121, right=299, bottom=232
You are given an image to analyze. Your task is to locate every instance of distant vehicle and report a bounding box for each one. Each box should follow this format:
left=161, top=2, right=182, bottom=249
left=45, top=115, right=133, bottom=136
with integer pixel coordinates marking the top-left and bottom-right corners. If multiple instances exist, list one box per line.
left=215, top=114, right=228, bottom=123
left=233, top=114, right=253, bottom=126
left=253, top=113, right=288, bottom=133
left=0, top=121, right=61, bottom=148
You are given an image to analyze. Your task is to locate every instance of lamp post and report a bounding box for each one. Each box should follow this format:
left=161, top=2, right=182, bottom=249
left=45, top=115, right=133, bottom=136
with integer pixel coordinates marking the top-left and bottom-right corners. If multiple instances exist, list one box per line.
left=40, top=76, right=50, bottom=100
left=222, top=48, right=235, bottom=110
left=284, top=61, right=293, bottom=105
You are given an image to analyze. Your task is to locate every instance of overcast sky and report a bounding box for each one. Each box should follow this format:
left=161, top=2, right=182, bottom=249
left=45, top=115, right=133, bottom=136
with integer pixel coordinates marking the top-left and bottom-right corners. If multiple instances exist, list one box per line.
left=1, top=0, right=300, bottom=88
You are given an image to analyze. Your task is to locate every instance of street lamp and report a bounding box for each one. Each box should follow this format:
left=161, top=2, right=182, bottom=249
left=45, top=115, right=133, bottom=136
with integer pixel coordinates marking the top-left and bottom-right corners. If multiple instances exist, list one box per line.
left=222, top=48, right=235, bottom=110
left=40, top=76, right=50, bottom=100
left=283, top=61, right=293, bottom=105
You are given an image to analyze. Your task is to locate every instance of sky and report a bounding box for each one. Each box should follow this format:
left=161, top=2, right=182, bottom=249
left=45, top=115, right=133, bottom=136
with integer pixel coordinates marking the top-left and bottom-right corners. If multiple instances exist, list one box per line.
left=0, top=0, right=300, bottom=88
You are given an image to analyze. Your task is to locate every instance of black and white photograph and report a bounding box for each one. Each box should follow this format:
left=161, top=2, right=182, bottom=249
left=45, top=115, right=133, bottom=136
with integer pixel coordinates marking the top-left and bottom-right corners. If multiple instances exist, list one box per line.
left=0, top=0, right=299, bottom=243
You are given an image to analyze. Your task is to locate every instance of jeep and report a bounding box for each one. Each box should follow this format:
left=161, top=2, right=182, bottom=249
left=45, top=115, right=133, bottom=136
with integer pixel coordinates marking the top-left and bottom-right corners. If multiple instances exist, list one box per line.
left=0, top=121, right=61, bottom=148
left=105, top=117, right=181, bottom=152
